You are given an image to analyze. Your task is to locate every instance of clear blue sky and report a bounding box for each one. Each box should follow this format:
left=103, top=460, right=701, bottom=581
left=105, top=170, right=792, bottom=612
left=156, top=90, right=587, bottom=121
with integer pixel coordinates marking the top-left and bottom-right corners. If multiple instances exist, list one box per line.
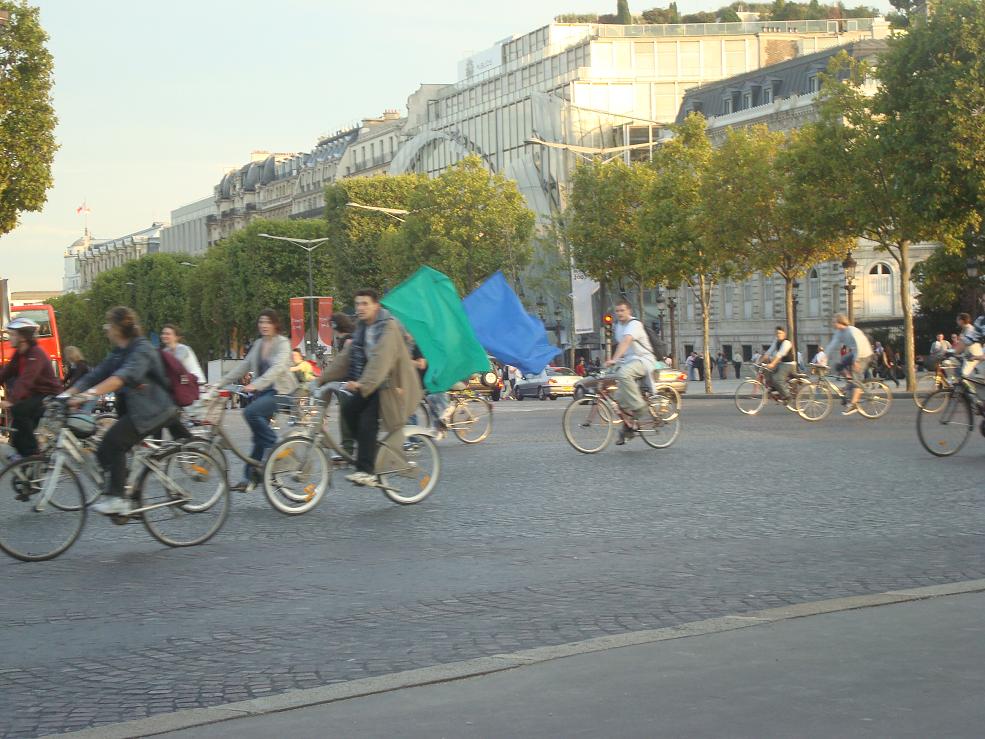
left=2, top=0, right=892, bottom=291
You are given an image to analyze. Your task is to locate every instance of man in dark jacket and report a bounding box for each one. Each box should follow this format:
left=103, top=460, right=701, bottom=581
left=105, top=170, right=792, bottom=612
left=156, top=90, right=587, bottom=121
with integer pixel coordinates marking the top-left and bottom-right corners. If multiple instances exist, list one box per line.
left=0, top=318, right=63, bottom=460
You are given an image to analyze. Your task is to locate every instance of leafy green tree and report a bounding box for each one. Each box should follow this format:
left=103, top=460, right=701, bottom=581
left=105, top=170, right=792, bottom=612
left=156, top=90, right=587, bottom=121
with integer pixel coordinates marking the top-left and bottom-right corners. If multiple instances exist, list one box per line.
left=382, top=156, right=534, bottom=295
left=566, top=157, right=658, bottom=316
left=641, top=4, right=680, bottom=23
left=0, top=1, right=57, bottom=236
left=324, top=173, right=424, bottom=307
left=705, top=125, right=852, bottom=353
left=47, top=292, right=102, bottom=364
left=616, top=0, right=633, bottom=24
left=640, top=114, right=739, bottom=393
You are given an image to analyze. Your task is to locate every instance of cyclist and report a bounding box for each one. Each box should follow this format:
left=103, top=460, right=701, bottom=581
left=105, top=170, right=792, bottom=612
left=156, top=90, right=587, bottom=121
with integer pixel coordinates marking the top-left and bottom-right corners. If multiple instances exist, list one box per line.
left=317, top=289, right=422, bottom=487
left=952, top=312, right=984, bottom=380
left=762, top=326, right=796, bottom=405
left=215, top=309, right=297, bottom=491
left=822, top=313, right=873, bottom=416
left=604, top=298, right=657, bottom=445
left=0, top=317, right=62, bottom=462
left=65, top=307, right=178, bottom=515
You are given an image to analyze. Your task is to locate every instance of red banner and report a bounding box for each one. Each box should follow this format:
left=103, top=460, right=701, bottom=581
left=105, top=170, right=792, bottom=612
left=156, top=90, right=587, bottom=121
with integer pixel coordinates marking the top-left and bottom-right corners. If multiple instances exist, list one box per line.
left=289, top=297, right=305, bottom=352
left=317, top=297, right=334, bottom=351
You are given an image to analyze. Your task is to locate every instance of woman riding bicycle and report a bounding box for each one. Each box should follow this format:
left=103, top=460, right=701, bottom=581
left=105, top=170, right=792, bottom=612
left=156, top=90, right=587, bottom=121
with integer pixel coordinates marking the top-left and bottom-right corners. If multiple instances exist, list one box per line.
left=215, top=309, right=297, bottom=490
left=65, top=307, right=178, bottom=515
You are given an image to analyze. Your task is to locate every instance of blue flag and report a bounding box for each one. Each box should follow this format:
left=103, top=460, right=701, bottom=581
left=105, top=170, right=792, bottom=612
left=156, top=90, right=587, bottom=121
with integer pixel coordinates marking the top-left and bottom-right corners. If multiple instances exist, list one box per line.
left=462, top=271, right=560, bottom=376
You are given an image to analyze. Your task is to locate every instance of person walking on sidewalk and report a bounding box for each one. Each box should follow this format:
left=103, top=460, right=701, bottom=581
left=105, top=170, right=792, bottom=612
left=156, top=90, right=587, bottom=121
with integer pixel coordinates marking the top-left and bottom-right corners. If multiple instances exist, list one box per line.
left=716, top=352, right=727, bottom=380
left=732, top=352, right=742, bottom=379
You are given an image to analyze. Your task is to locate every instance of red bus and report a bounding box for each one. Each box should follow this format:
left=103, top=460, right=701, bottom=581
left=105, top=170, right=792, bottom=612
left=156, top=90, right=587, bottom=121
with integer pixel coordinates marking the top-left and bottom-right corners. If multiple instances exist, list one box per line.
left=1, top=304, right=63, bottom=380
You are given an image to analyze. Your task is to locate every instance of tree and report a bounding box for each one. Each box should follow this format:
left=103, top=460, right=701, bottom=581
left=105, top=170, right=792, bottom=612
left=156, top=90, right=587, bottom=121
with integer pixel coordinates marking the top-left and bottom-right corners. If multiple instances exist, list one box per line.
left=46, top=292, right=102, bottom=363
left=324, top=173, right=424, bottom=307
left=566, top=157, right=658, bottom=316
left=616, top=0, right=634, bottom=24
left=382, top=156, right=534, bottom=295
left=705, top=125, right=852, bottom=356
left=0, top=1, right=57, bottom=236
left=789, top=53, right=954, bottom=391
left=641, top=4, right=680, bottom=23
left=640, top=114, right=739, bottom=393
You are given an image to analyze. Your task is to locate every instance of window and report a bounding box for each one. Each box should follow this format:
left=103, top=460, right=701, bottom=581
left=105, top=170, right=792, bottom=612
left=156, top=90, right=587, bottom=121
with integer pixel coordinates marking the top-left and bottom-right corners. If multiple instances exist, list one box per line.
left=723, top=282, right=735, bottom=319
left=867, top=263, right=893, bottom=315
left=685, top=289, right=695, bottom=320
left=742, top=92, right=752, bottom=110
left=723, top=98, right=732, bottom=115
left=808, top=268, right=820, bottom=317
left=763, top=87, right=772, bottom=104
left=762, top=275, right=775, bottom=318
left=743, top=281, right=754, bottom=319
left=808, top=75, right=819, bottom=94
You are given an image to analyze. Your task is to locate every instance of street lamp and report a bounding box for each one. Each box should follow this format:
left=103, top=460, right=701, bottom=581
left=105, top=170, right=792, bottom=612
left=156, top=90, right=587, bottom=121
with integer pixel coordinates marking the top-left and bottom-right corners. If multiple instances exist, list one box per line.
left=966, top=255, right=981, bottom=312
left=258, top=234, right=331, bottom=357
left=655, top=293, right=667, bottom=340
left=345, top=202, right=410, bottom=222
left=791, top=280, right=800, bottom=365
left=842, top=251, right=857, bottom=324
left=536, top=297, right=547, bottom=321
left=553, top=306, right=563, bottom=345
left=667, top=295, right=677, bottom=367
left=124, top=281, right=136, bottom=306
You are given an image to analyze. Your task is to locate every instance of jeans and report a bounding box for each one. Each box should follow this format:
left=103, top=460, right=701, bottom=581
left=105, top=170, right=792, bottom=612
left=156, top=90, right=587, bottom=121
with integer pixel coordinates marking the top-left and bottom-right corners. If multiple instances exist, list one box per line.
left=97, top=414, right=171, bottom=498
left=341, top=390, right=380, bottom=474
left=243, top=389, right=279, bottom=481
left=425, top=392, right=449, bottom=426
left=10, top=396, right=44, bottom=457
left=615, top=358, right=650, bottom=415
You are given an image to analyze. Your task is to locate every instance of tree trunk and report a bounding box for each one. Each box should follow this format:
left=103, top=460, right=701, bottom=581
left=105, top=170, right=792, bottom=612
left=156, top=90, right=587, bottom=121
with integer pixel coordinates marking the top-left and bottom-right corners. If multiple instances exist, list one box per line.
left=783, top=274, right=795, bottom=347
left=899, top=240, right=916, bottom=392
left=699, top=274, right=713, bottom=395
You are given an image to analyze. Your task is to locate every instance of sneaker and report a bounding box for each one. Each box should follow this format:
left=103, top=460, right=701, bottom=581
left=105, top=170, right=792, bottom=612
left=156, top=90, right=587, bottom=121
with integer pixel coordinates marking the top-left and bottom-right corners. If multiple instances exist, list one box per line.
left=841, top=404, right=859, bottom=416
left=91, top=496, right=132, bottom=515
left=345, top=471, right=376, bottom=486
left=230, top=480, right=251, bottom=492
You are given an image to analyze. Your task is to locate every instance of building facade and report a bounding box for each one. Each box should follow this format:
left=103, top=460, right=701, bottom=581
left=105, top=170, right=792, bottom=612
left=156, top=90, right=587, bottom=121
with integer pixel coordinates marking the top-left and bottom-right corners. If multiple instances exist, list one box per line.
left=160, top=196, right=215, bottom=256
left=389, top=18, right=890, bottom=357
left=66, top=223, right=163, bottom=292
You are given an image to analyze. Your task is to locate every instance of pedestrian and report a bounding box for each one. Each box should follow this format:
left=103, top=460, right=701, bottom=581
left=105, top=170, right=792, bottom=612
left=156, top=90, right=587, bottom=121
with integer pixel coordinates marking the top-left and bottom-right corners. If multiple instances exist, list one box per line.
left=575, top=358, right=586, bottom=377
left=882, top=344, right=901, bottom=388
left=158, top=323, right=204, bottom=441
left=811, top=345, right=828, bottom=369
left=62, top=345, right=90, bottom=389
left=751, top=349, right=762, bottom=366
left=716, top=352, right=727, bottom=380
left=685, top=352, right=695, bottom=381
left=732, top=352, right=742, bottom=379
left=930, top=333, right=951, bottom=356
left=695, top=352, right=705, bottom=381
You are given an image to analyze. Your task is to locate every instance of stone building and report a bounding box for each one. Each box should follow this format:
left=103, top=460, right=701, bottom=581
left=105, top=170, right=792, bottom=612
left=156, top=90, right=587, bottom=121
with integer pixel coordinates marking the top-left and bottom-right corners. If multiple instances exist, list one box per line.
left=66, top=223, right=163, bottom=292
left=160, top=196, right=215, bottom=256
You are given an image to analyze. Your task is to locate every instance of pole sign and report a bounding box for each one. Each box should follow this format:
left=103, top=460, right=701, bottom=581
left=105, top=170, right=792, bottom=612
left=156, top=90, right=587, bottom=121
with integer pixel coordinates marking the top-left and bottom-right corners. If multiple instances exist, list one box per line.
left=317, top=297, right=334, bottom=353
left=289, top=297, right=305, bottom=352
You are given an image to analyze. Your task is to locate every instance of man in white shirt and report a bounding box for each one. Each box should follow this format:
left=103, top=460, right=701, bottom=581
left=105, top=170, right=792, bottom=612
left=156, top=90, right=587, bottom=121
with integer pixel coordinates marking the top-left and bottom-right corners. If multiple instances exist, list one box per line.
left=823, top=313, right=874, bottom=415
left=930, top=333, right=951, bottom=356
left=763, top=326, right=796, bottom=404
left=605, top=298, right=656, bottom=443
left=811, top=346, right=828, bottom=368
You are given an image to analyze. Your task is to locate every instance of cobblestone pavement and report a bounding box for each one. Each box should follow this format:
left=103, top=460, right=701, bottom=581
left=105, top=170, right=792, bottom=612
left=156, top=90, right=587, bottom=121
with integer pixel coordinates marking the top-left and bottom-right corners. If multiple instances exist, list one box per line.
left=2, top=400, right=984, bottom=737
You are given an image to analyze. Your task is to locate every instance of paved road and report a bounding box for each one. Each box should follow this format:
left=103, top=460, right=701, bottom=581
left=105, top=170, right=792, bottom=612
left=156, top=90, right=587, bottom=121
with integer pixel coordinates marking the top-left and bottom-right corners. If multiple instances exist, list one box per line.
left=2, top=398, right=984, bottom=737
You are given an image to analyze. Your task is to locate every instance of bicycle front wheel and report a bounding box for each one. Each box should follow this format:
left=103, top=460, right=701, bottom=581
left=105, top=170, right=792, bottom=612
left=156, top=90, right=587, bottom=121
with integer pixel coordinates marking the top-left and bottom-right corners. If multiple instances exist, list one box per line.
left=638, top=394, right=681, bottom=449
left=735, top=380, right=767, bottom=415
left=795, top=382, right=832, bottom=422
left=451, top=397, right=492, bottom=444
left=562, top=396, right=614, bottom=453
left=263, top=437, right=330, bottom=515
left=380, top=433, right=440, bottom=505
left=139, top=447, right=229, bottom=547
left=858, top=380, right=892, bottom=419
left=914, top=374, right=946, bottom=411
left=0, top=457, right=86, bottom=562
left=916, top=389, right=973, bottom=456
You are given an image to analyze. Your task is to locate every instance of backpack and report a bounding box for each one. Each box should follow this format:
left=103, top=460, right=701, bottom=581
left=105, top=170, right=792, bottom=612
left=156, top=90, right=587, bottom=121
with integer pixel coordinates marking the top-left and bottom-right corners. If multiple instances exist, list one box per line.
left=159, top=349, right=200, bottom=407
left=634, top=320, right=668, bottom=364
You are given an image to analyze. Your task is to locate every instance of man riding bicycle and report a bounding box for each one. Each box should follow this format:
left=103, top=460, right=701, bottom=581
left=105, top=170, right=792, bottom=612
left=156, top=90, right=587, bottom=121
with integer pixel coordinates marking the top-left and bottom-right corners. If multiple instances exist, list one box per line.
left=0, top=318, right=63, bottom=462
left=822, top=313, right=873, bottom=416
left=953, top=312, right=984, bottom=380
left=317, top=289, right=422, bottom=487
left=605, top=298, right=658, bottom=445
left=762, top=326, right=796, bottom=405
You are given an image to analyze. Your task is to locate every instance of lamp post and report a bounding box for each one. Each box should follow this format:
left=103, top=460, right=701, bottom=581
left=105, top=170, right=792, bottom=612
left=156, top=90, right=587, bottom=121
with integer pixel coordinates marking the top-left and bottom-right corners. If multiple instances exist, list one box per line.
left=791, top=280, right=800, bottom=366
left=842, top=251, right=857, bottom=324
left=124, top=281, right=136, bottom=306
left=667, top=295, right=677, bottom=367
left=655, top=293, right=666, bottom=340
left=966, top=255, right=980, bottom=312
left=258, top=233, right=330, bottom=357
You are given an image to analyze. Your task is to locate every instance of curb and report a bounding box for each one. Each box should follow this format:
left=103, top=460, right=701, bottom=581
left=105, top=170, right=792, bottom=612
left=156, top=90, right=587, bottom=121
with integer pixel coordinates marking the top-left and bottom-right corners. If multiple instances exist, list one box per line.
left=45, top=578, right=985, bottom=739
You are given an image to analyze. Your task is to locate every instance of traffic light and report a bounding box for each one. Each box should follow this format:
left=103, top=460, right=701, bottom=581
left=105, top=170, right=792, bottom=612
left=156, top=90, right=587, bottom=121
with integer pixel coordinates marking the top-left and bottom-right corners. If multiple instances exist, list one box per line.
left=602, top=312, right=614, bottom=340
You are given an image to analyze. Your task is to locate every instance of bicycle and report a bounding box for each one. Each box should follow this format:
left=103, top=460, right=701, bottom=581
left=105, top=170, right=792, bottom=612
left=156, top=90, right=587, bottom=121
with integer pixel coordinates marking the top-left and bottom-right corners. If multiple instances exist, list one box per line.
left=0, top=398, right=229, bottom=562
left=413, top=388, right=492, bottom=444
left=916, top=355, right=985, bottom=456
left=734, top=363, right=808, bottom=416
left=914, top=355, right=960, bottom=411
left=792, top=363, right=893, bottom=421
left=562, top=372, right=681, bottom=453
left=262, top=382, right=440, bottom=506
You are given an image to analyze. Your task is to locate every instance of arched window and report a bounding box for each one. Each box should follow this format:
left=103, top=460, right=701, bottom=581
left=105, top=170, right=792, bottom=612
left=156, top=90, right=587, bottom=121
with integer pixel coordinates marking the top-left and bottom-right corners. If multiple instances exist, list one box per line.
left=867, top=263, right=893, bottom=315
left=808, top=268, right=821, bottom=317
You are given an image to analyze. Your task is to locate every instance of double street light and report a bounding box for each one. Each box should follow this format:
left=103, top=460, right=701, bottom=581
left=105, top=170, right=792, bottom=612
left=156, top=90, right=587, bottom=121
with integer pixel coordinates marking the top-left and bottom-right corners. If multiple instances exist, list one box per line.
left=258, top=233, right=331, bottom=357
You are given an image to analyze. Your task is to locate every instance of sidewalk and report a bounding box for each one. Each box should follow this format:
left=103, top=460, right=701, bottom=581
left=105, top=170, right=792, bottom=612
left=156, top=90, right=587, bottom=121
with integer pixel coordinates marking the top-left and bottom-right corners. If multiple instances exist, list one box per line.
left=58, top=582, right=985, bottom=739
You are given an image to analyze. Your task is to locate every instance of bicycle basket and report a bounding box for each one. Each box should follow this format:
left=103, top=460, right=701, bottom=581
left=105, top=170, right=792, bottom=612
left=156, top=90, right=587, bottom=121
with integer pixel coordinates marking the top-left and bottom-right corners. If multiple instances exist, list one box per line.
left=67, top=413, right=97, bottom=439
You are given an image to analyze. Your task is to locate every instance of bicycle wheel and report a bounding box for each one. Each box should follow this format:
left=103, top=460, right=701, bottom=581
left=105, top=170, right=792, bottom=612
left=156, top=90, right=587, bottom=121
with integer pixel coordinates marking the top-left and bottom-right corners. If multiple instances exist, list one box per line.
left=163, top=440, right=227, bottom=512
left=379, top=433, right=440, bottom=505
left=916, top=389, right=972, bottom=457
left=735, top=380, right=767, bottom=415
left=914, top=374, right=946, bottom=411
left=414, top=400, right=433, bottom=429
left=794, top=382, right=832, bottom=422
left=263, top=437, right=330, bottom=515
left=451, top=397, right=492, bottom=444
left=138, top=447, right=229, bottom=547
left=562, top=396, right=614, bottom=454
left=651, top=385, right=681, bottom=421
left=857, top=380, right=892, bottom=419
left=0, top=457, right=86, bottom=561
left=638, top=395, right=681, bottom=449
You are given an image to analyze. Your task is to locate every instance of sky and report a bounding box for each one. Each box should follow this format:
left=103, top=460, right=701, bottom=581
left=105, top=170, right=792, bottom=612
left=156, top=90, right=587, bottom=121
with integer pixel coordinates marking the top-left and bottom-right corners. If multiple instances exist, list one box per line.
left=1, top=0, right=893, bottom=291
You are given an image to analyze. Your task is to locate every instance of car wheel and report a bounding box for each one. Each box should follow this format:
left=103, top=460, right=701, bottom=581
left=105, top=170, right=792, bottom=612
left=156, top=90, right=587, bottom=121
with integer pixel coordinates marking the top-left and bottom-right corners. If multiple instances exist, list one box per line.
left=516, top=390, right=524, bottom=401
left=538, top=387, right=547, bottom=401
left=574, top=387, right=584, bottom=400
left=550, top=395, right=557, bottom=400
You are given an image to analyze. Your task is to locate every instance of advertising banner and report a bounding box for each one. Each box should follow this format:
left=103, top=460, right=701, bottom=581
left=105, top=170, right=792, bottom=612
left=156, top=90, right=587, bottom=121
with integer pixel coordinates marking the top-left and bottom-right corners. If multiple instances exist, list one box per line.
left=289, top=297, right=305, bottom=351
left=317, top=297, right=334, bottom=352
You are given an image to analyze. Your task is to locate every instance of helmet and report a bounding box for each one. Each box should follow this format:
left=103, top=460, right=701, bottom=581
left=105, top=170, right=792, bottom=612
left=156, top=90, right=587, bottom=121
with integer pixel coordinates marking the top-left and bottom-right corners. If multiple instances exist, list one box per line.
left=5, top=317, right=39, bottom=333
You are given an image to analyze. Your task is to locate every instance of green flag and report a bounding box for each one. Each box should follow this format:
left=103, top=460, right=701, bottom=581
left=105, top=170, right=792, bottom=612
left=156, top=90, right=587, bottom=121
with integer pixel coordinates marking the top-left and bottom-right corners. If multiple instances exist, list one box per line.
left=382, top=266, right=490, bottom=393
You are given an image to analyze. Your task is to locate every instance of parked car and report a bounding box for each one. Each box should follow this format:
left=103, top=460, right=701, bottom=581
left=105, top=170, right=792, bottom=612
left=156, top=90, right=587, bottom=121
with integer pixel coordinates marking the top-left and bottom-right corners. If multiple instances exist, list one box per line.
left=514, top=367, right=581, bottom=400
left=573, top=367, right=688, bottom=400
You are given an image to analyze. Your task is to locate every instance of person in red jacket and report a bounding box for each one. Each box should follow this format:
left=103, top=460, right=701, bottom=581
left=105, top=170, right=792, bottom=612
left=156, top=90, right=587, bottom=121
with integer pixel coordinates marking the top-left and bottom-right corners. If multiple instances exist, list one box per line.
left=0, top=318, right=63, bottom=461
